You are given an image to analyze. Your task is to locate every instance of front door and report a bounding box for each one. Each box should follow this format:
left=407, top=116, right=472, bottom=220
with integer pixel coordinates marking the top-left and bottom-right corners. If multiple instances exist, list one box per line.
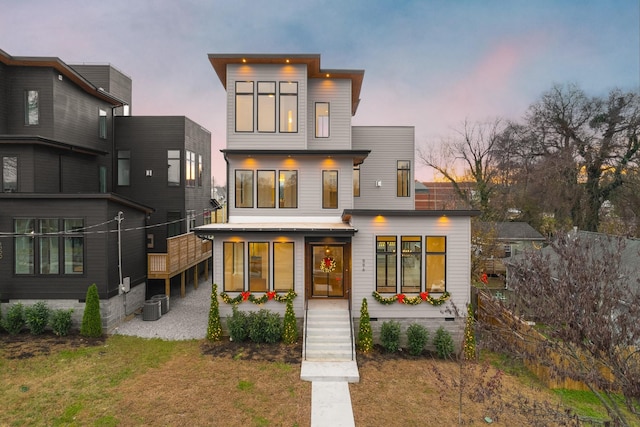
left=306, top=241, right=350, bottom=298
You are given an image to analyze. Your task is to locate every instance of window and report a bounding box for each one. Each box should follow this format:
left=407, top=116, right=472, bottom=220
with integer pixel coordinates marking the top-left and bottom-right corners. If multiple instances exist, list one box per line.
left=401, top=236, right=421, bottom=293
left=2, top=156, right=18, bottom=192
left=99, top=166, right=107, bottom=193
left=168, top=150, right=181, bottom=186
left=235, top=81, right=254, bottom=132
left=203, top=209, right=211, bottom=225
left=425, top=236, right=446, bottom=292
left=186, top=210, right=196, bottom=232
left=186, top=150, right=196, bottom=187
left=315, top=102, right=329, bottom=137
left=257, top=170, right=275, bottom=208
left=63, top=219, right=84, bottom=274
left=274, top=242, right=294, bottom=291
left=322, top=170, right=338, bottom=209
left=99, top=109, right=107, bottom=139
left=117, top=150, right=130, bottom=186
left=14, top=219, right=34, bottom=275
left=167, top=211, right=182, bottom=238
left=198, top=154, right=203, bottom=187
left=235, top=170, right=253, bottom=208
left=353, top=164, right=360, bottom=197
left=279, top=170, right=297, bottom=208
left=25, top=90, right=39, bottom=125
left=397, top=160, right=410, bottom=197
left=279, top=82, right=298, bottom=133
left=376, top=236, right=397, bottom=293
left=257, top=82, right=276, bottom=132
left=39, top=219, right=59, bottom=274
left=224, top=241, right=244, bottom=292
left=249, top=242, right=269, bottom=292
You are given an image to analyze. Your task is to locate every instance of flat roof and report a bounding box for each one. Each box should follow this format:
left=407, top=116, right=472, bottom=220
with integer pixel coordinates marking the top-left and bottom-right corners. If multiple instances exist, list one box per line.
left=194, top=222, right=357, bottom=235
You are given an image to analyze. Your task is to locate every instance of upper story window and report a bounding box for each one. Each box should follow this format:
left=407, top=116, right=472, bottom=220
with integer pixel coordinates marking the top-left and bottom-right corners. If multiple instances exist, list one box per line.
left=235, top=170, right=254, bottom=208
left=235, top=81, right=254, bottom=132
left=117, top=150, right=130, bottom=186
left=397, top=160, right=410, bottom=197
left=24, top=90, right=39, bottom=125
left=99, top=109, right=107, bottom=139
left=279, top=82, right=298, bottom=133
left=168, top=150, right=181, bottom=186
left=186, top=210, right=196, bottom=232
left=2, top=156, right=18, bottom=192
left=198, top=154, right=203, bottom=187
left=186, top=150, right=196, bottom=188
left=279, top=170, right=298, bottom=208
left=322, top=170, right=338, bottom=209
left=257, top=170, right=276, bottom=208
left=315, top=102, right=329, bottom=138
left=257, top=82, right=276, bottom=132
left=353, top=165, right=360, bottom=197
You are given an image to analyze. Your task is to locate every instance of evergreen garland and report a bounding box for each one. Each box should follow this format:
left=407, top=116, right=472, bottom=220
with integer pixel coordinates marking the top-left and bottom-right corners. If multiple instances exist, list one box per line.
left=80, top=283, right=103, bottom=338
left=220, top=290, right=296, bottom=305
left=357, top=298, right=373, bottom=353
left=371, top=290, right=451, bottom=306
left=281, top=298, right=298, bottom=344
left=206, top=283, right=223, bottom=342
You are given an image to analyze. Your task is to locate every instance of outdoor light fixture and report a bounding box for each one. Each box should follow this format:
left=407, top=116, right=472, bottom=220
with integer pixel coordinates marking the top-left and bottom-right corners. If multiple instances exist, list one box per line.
left=375, top=180, right=382, bottom=187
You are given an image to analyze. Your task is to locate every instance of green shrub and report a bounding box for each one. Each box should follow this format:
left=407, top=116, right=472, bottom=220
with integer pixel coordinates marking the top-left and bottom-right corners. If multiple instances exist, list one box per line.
left=406, top=323, right=429, bottom=356
left=380, top=320, right=402, bottom=353
left=433, top=326, right=455, bottom=359
left=282, top=298, right=298, bottom=344
left=227, top=306, right=249, bottom=342
left=50, top=309, right=74, bottom=336
left=357, top=298, right=373, bottom=353
left=3, top=303, right=25, bottom=335
left=80, top=283, right=103, bottom=337
left=24, top=301, right=51, bottom=335
left=206, top=284, right=222, bottom=342
left=248, top=309, right=282, bottom=343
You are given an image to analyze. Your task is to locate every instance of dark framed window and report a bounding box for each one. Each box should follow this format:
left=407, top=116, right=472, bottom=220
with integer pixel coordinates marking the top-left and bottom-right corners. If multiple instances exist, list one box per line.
left=257, top=170, right=276, bottom=208
left=39, top=219, right=59, bottom=275
left=25, top=90, right=39, bottom=125
left=274, top=242, right=294, bottom=291
left=168, top=150, right=181, bottom=186
left=186, top=210, right=196, bottom=232
left=353, top=164, right=360, bottom=197
left=249, top=242, right=269, bottom=292
left=224, top=241, right=244, bottom=292
left=235, top=170, right=254, bottom=208
left=186, top=150, right=196, bottom=188
left=99, top=109, right=107, bottom=139
left=117, top=150, right=130, bottom=186
left=322, top=170, right=338, bottom=209
left=235, top=81, right=254, bottom=132
left=257, top=81, right=276, bottom=132
left=14, top=219, right=35, bottom=275
left=425, top=236, right=446, bottom=292
left=397, top=160, right=410, bottom=197
left=2, top=156, right=18, bottom=192
left=279, top=170, right=298, bottom=208
left=315, top=102, right=329, bottom=138
left=279, top=82, right=298, bottom=133
left=401, top=236, right=421, bottom=293
left=376, top=236, right=397, bottom=293
left=99, top=166, right=107, bottom=193
left=63, top=219, right=84, bottom=275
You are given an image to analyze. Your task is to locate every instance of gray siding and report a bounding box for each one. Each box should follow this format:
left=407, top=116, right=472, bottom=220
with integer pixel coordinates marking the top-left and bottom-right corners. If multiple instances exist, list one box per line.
left=0, top=62, right=7, bottom=133
left=6, top=67, right=55, bottom=137
left=307, top=78, right=352, bottom=149
left=70, top=64, right=133, bottom=112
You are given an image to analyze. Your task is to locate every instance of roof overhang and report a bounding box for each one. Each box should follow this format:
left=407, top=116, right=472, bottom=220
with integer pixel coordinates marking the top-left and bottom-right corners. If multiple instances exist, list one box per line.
left=222, top=149, right=370, bottom=166
left=0, top=135, right=109, bottom=156
left=194, top=222, right=357, bottom=237
left=342, top=209, right=481, bottom=221
left=208, top=53, right=364, bottom=115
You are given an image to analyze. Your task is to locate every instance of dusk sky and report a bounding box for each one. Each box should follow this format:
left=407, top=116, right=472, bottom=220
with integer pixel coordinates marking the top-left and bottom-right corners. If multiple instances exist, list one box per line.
left=2, top=0, right=638, bottom=183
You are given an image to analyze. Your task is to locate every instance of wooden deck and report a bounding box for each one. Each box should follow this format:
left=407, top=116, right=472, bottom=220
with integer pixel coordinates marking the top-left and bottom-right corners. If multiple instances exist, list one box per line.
left=147, top=233, right=212, bottom=298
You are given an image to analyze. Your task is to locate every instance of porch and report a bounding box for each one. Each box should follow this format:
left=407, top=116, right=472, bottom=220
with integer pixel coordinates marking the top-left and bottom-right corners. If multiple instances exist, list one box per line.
left=147, top=233, right=212, bottom=298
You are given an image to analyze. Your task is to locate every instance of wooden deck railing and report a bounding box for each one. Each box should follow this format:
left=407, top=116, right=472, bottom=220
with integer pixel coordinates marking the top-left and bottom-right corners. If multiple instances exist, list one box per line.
left=147, top=233, right=212, bottom=298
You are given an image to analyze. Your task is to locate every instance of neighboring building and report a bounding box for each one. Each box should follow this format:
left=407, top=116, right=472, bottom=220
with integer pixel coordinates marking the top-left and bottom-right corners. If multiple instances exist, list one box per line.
left=417, top=181, right=475, bottom=210
left=0, top=49, right=211, bottom=330
left=196, top=54, right=478, bottom=341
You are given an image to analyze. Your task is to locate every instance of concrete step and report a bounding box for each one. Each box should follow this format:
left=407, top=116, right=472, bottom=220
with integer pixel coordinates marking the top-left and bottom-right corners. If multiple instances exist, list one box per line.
left=301, top=361, right=360, bottom=383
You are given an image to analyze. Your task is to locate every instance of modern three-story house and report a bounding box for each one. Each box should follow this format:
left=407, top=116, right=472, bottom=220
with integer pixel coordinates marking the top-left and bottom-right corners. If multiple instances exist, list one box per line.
left=196, top=53, right=477, bottom=340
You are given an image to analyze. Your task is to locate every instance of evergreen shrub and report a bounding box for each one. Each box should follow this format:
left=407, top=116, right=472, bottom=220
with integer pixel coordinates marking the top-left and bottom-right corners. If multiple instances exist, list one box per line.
left=50, top=309, right=74, bottom=336
left=406, top=323, right=429, bottom=356
left=3, top=303, right=25, bottom=335
left=380, top=320, right=402, bottom=353
left=433, top=326, right=455, bottom=359
left=24, top=301, right=50, bottom=335
left=80, top=283, right=103, bottom=337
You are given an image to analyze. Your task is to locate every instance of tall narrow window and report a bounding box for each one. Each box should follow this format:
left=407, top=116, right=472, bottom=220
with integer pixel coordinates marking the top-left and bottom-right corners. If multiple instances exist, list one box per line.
left=376, top=236, right=397, bottom=293
left=235, top=170, right=254, bottom=208
left=279, top=170, right=298, bottom=208
left=186, top=150, right=196, bottom=187
left=63, top=219, right=84, bottom=275
left=322, top=170, right=338, bottom=209
left=257, top=170, right=275, bottom=208
left=397, top=160, right=410, bottom=197
left=257, top=81, right=276, bottom=132
left=401, top=236, right=421, bottom=293
left=249, top=242, right=269, bottom=292
left=167, top=211, right=182, bottom=237
left=3, top=156, right=18, bottom=192
left=186, top=210, right=196, bottom=232
left=315, top=102, right=329, bottom=137
left=274, top=242, right=294, bottom=291
left=39, top=219, right=60, bottom=275
left=198, top=154, right=203, bottom=187
left=425, top=236, right=446, bottom=292
left=353, top=164, right=360, bottom=197
left=117, top=150, right=130, bottom=186
left=235, top=81, right=254, bottom=132
left=279, top=82, right=298, bottom=133
left=99, top=166, right=107, bottom=193
left=168, top=150, right=181, bottom=186
left=224, top=241, right=244, bottom=292
left=99, top=109, right=107, bottom=139
left=14, top=219, right=35, bottom=275
left=25, top=90, right=39, bottom=125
